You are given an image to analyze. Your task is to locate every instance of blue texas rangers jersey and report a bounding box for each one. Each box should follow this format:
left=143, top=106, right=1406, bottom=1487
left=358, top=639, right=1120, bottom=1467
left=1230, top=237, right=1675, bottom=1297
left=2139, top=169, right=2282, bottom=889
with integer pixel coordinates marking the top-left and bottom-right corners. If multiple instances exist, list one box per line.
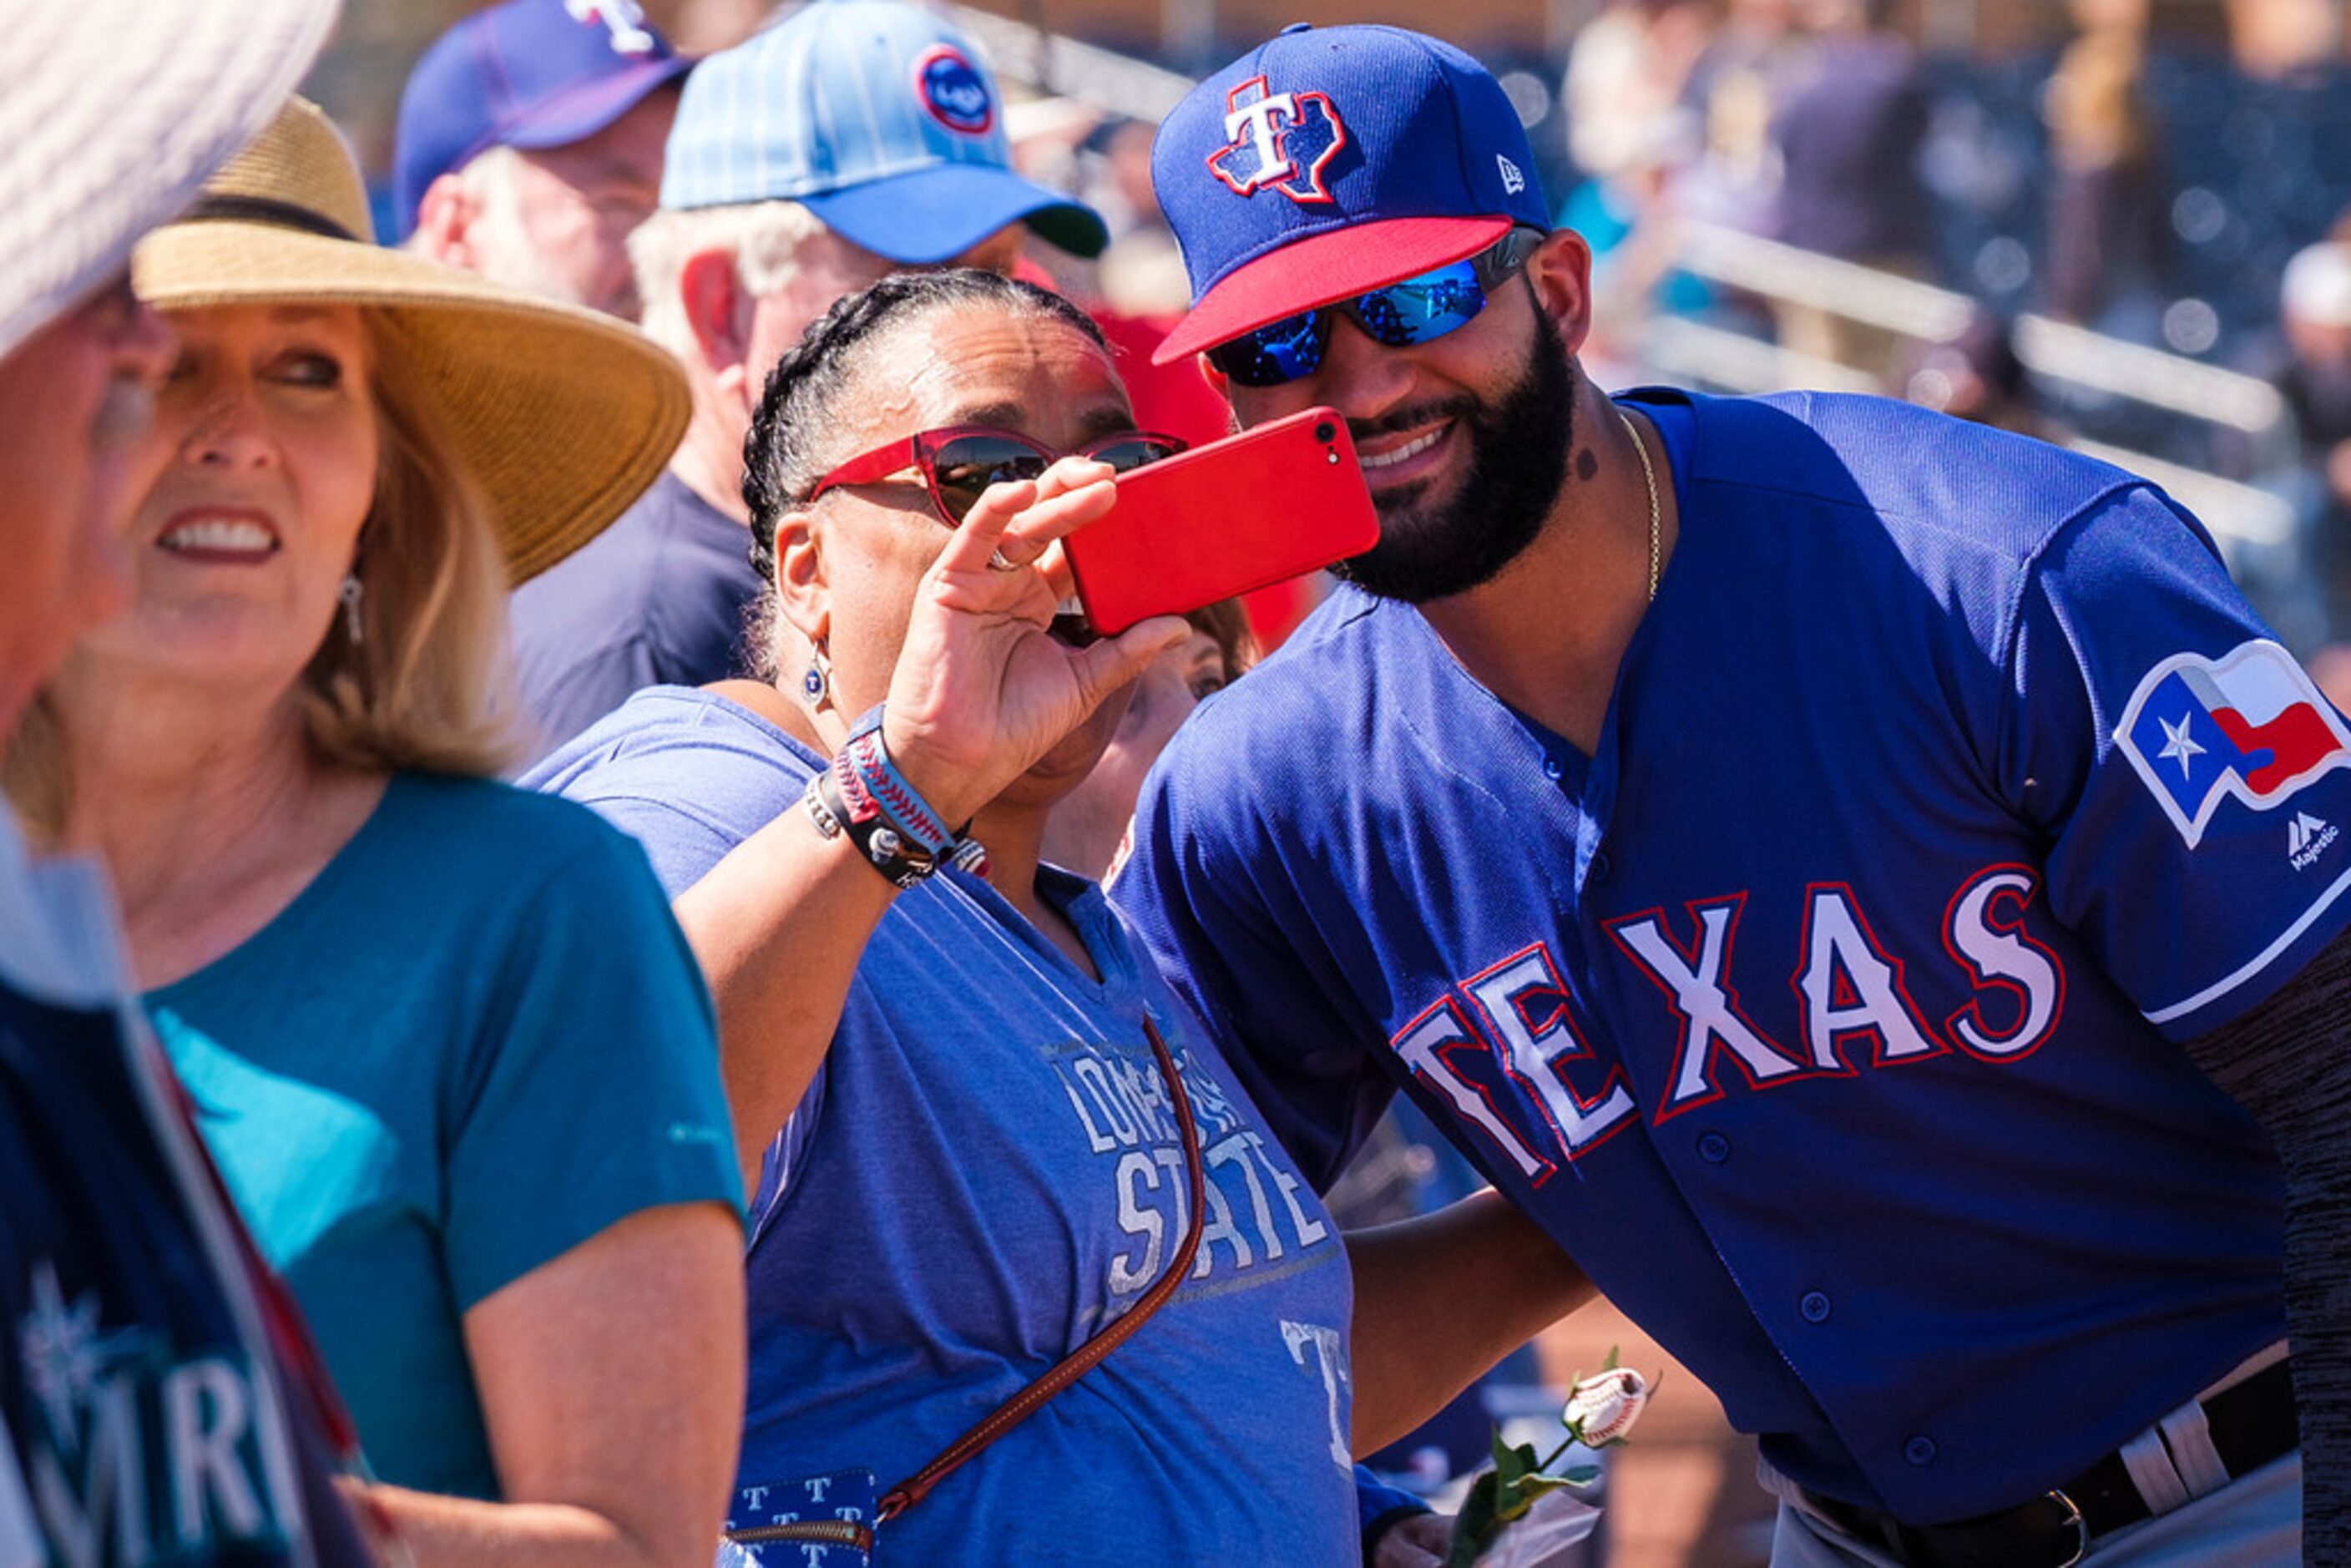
left=1117, top=389, right=2346, bottom=1525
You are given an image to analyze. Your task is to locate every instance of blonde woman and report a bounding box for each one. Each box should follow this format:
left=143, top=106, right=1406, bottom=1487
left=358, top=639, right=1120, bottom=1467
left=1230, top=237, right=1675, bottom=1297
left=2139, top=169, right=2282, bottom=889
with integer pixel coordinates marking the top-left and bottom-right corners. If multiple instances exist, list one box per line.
left=8, top=100, right=746, bottom=1567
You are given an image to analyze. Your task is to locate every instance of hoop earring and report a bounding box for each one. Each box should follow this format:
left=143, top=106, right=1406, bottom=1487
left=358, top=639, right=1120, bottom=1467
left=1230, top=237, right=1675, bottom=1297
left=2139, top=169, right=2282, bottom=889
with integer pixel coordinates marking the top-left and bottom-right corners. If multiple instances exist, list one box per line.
left=339, top=574, right=365, bottom=645
left=800, top=640, right=832, bottom=709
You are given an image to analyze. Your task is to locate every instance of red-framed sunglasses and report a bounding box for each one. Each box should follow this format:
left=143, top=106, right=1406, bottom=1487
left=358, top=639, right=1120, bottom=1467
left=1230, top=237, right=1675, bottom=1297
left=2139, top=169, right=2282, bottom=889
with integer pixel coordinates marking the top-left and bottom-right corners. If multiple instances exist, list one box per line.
left=801, top=425, right=1190, bottom=527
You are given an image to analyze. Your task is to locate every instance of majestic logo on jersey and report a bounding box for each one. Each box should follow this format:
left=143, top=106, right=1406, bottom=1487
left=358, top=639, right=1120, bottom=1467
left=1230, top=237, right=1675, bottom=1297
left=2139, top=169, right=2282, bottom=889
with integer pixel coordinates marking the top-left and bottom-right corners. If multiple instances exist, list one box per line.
left=2116, top=640, right=2351, bottom=847
left=913, top=46, right=994, bottom=136
left=13, top=1262, right=293, bottom=1562
left=1206, top=76, right=1347, bottom=204
left=564, top=0, right=657, bottom=55
left=2291, top=812, right=2339, bottom=868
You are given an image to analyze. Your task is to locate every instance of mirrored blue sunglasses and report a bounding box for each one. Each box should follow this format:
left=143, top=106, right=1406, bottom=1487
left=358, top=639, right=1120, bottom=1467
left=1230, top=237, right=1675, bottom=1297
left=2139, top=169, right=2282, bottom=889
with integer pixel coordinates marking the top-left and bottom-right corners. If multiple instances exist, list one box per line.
left=1204, top=228, right=1545, bottom=389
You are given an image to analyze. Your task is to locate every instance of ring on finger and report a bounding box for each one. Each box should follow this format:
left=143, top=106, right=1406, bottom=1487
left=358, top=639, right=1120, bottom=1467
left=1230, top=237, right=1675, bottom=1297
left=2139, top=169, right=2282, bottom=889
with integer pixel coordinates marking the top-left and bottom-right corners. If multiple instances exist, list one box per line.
left=988, top=549, right=1021, bottom=572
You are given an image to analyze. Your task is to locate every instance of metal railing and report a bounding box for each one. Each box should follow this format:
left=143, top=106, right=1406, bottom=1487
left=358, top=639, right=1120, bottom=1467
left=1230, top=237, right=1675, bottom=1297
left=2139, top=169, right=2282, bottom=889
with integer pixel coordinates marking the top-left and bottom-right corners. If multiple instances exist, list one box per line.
left=1656, top=223, right=2300, bottom=554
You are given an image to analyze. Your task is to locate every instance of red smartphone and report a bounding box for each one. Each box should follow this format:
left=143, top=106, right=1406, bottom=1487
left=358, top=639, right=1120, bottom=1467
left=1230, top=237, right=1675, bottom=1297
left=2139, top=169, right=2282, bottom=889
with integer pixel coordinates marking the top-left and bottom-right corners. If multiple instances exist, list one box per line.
left=1065, top=406, right=1378, bottom=635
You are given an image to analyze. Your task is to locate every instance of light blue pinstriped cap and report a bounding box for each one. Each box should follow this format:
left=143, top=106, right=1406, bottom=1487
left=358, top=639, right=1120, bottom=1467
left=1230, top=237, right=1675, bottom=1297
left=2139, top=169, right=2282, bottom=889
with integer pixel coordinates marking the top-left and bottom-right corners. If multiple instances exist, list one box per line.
left=660, top=0, right=1105, bottom=261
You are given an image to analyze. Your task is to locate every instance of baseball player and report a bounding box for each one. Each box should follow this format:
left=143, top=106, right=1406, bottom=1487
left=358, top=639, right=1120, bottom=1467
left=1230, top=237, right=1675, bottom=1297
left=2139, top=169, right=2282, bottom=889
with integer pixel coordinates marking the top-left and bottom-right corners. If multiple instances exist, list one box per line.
left=1117, top=24, right=2348, bottom=1567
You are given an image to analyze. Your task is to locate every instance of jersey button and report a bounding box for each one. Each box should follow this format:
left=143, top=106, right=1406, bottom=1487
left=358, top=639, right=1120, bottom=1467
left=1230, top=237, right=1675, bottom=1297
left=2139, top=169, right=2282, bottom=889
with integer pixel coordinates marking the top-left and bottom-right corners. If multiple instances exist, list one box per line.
left=1798, top=1290, right=1833, bottom=1323
left=1542, top=756, right=1564, bottom=781
left=1696, top=1131, right=1731, bottom=1163
left=1589, top=852, right=1612, bottom=883
left=1280, top=20, right=1313, bottom=33
left=1904, top=1436, right=1938, bottom=1466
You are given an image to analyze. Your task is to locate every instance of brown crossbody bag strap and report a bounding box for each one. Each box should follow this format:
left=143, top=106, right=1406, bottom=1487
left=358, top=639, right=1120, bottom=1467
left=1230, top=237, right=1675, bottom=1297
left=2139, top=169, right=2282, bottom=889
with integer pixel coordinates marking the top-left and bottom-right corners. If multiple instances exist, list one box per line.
left=725, top=1017, right=1208, bottom=1556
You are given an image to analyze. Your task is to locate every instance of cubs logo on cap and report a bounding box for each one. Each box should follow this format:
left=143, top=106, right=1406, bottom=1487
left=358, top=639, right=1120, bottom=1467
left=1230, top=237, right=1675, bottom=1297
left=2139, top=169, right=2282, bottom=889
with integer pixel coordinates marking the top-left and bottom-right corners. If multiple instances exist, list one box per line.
left=916, top=45, right=995, bottom=135
left=2116, top=639, right=2351, bottom=847
left=660, top=0, right=1105, bottom=263
left=1152, top=24, right=1551, bottom=365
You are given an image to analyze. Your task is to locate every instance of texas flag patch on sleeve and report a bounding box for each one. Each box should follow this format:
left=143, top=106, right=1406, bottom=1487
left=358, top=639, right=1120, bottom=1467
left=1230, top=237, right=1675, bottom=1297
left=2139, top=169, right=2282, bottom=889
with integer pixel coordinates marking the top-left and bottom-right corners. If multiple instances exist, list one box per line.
left=2116, top=639, right=2351, bottom=847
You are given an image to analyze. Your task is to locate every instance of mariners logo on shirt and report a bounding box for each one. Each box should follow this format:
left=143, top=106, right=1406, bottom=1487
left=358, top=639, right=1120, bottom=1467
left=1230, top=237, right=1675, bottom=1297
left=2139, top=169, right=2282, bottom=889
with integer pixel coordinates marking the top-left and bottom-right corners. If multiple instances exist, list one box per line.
left=11, top=1261, right=291, bottom=1559
left=2116, top=639, right=2351, bottom=847
left=1206, top=76, right=1347, bottom=204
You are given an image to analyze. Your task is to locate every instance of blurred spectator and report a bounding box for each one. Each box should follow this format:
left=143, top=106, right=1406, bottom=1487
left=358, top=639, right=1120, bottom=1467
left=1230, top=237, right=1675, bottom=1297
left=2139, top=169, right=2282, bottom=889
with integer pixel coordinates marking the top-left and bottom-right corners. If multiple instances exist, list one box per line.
left=2227, top=0, right=2344, bottom=83
left=1898, top=309, right=2060, bottom=439
left=1044, top=599, right=1256, bottom=880
left=1094, top=116, right=1197, bottom=321
left=507, top=0, right=1106, bottom=763
left=2040, top=15, right=2169, bottom=335
left=396, top=0, right=692, bottom=321
left=1564, top=0, right=1710, bottom=185
left=1777, top=0, right=1934, bottom=266
left=1558, top=108, right=1709, bottom=384
left=2273, top=239, right=2351, bottom=630
left=1770, top=0, right=1935, bottom=376
left=1676, top=0, right=1800, bottom=239
left=2309, top=640, right=2351, bottom=716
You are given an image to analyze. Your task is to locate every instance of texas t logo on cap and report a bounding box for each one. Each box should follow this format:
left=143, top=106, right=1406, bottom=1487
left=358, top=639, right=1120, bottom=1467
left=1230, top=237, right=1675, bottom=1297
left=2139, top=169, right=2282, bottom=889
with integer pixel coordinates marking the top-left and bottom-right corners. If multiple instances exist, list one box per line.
left=1208, top=76, right=1346, bottom=204
left=1150, top=24, right=1552, bottom=365
left=564, top=0, right=656, bottom=55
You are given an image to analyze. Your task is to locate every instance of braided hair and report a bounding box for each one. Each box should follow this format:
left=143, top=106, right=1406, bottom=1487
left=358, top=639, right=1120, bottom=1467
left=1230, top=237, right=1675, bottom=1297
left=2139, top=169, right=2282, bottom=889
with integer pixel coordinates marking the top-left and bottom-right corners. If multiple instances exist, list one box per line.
left=741, top=268, right=1110, bottom=582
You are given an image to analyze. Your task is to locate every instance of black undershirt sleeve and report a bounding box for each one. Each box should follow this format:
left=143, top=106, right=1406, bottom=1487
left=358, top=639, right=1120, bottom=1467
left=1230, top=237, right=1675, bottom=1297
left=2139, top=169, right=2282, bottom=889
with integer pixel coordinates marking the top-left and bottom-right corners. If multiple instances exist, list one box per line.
left=2181, top=923, right=2351, bottom=1565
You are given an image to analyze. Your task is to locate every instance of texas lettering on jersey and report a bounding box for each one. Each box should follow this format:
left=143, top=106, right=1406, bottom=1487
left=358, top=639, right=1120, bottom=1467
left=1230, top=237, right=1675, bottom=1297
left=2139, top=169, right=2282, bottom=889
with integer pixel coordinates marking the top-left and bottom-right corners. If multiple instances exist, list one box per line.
left=1393, top=863, right=2066, bottom=1178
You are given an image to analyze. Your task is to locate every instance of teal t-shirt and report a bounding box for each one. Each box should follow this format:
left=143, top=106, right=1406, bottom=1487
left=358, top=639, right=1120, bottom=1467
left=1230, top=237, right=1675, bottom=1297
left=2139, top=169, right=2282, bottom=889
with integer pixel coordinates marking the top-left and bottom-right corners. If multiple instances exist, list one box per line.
left=147, top=771, right=742, bottom=1500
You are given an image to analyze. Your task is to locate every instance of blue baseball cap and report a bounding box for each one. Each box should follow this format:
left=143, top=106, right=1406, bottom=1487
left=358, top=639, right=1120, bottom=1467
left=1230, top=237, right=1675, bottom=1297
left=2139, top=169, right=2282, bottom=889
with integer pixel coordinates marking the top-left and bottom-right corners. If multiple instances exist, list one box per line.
left=393, top=0, right=692, bottom=242
left=1150, top=24, right=1549, bottom=364
left=659, top=0, right=1106, bottom=263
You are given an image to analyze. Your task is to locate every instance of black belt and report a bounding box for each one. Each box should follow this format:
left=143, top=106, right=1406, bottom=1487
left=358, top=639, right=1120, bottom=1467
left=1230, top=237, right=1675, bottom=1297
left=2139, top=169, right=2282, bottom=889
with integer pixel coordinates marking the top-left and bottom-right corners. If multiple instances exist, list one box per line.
left=1802, top=1358, right=2298, bottom=1568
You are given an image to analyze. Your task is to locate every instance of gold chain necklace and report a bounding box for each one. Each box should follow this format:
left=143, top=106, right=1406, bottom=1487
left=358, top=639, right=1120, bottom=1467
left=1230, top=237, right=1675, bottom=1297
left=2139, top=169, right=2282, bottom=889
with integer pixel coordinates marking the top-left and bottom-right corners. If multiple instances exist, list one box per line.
left=1617, top=407, right=1661, bottom=602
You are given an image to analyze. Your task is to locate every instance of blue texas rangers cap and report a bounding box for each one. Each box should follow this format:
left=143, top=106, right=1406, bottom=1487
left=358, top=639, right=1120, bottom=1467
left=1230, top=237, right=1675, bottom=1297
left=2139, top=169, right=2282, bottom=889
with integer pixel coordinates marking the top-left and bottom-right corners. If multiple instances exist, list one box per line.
left=658, top=0, right=1107, bottom=262
left=392, top=0, right=694, bottom=242
left=1151, top=23, right=1550, bottom=364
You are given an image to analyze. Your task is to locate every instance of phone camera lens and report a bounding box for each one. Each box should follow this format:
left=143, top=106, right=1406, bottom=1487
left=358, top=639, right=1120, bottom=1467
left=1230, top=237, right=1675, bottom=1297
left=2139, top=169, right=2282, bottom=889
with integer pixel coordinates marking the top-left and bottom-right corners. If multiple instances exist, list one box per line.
left=1314, top=422, right=1335, bottom=443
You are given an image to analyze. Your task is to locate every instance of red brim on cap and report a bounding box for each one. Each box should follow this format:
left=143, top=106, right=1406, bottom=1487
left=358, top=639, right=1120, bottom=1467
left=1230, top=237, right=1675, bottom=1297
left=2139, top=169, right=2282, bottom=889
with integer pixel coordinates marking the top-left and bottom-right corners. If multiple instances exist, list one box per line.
left=1153, top=214, right=1515, bottom=366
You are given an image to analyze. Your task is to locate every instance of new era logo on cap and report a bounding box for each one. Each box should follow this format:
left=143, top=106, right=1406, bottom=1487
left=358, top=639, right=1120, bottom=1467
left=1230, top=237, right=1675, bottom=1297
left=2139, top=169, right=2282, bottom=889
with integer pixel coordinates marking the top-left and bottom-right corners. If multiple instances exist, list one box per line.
left=1151, top=24, right=1551, bottom=364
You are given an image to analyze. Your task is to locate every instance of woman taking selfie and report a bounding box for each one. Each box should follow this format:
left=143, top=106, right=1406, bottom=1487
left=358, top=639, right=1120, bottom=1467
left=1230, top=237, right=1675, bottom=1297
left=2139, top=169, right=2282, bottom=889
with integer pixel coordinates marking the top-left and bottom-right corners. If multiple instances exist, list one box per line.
left=7, top=100, right=746, bottom=1566
left=529, top=269, right=1589, bottom=1564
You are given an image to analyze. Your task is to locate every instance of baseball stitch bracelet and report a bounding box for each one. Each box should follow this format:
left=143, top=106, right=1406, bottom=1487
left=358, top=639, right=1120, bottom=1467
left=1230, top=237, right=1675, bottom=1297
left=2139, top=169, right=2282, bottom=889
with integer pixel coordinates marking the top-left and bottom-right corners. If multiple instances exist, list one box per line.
left=802, top=706, right=987, bottom=888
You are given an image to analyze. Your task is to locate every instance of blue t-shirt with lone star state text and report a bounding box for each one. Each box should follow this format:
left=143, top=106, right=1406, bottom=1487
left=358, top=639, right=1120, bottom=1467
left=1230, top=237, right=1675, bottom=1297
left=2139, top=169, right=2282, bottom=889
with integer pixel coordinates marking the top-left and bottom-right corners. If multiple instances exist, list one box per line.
left=528, top=687, right=1359, bottom=1568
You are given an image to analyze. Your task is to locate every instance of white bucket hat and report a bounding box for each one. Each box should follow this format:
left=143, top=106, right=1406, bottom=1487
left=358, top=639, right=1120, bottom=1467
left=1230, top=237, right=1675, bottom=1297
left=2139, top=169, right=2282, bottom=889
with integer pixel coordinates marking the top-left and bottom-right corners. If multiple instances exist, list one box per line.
left=0, top=0, right=341, bottom=359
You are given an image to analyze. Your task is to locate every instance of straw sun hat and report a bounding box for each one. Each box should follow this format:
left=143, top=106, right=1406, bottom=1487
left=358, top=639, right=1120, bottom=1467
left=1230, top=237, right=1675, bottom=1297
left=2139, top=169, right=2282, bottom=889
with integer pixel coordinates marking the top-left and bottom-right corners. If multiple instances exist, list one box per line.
left=134, top=98, right=690, bottom=584
left=0, top=0, right=340, bottom=360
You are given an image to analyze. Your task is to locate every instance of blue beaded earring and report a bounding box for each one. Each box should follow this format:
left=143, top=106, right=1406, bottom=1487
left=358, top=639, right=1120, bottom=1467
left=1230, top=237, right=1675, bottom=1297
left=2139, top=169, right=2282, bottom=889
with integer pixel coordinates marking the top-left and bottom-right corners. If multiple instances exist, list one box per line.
left=801, top=640, right=832, bottom=708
